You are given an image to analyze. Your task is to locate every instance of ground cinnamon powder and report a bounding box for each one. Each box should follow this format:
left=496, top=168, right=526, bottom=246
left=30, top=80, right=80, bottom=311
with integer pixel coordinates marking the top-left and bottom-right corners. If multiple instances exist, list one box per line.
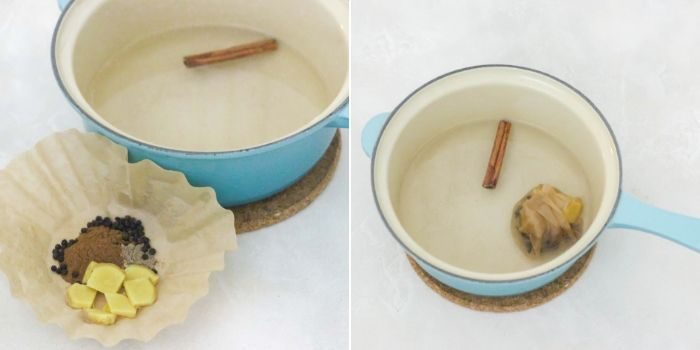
left=62, top=226, right=124, bottom=283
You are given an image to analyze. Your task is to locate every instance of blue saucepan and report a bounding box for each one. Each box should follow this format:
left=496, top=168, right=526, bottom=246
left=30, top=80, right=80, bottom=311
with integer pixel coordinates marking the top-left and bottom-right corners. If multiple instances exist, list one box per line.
left=52, top=0, right=348, bottom=206
left=363, top=65, right=700, bottom=296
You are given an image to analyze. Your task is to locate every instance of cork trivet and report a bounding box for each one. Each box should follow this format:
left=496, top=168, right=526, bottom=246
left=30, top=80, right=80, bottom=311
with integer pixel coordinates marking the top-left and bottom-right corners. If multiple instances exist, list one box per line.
left=229, top=131, right=341, bottom=233
left=408, top=246, right=595, bottom=312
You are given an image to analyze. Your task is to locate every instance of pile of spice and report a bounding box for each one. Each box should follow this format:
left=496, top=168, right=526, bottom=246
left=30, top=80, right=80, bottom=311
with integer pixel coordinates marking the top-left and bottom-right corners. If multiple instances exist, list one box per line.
left=50, top=215, right=158, bottom=283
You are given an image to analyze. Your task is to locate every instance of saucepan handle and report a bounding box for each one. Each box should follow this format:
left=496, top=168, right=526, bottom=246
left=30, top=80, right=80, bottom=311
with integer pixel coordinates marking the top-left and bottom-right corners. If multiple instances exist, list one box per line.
left=361, top=112, right=389, bottom=157
left=325, top=102, right=349, bottom=129
left=58, top=0, right=71, bottom=11
left=609, top=191, right=700, bottom=252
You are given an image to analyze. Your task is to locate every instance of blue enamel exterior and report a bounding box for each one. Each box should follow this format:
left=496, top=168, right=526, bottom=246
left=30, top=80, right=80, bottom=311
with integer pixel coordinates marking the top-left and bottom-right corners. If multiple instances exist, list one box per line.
left=54, top=0, right=348, bottom=207
left=361, top=113, right=389, bottom=157
left=81, top=113, right=344, bottom=206
left=413, top=250, right=584, bottom=296
left=327, top=103, right=349, bottom=128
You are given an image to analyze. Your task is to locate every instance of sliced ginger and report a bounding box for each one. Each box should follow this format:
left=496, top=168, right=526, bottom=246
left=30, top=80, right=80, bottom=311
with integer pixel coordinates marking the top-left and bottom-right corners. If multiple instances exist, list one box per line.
left=564, top=198, right=583, bottom=224
left=125, top=265, right=159, bottom=285
left=68, top=262, right=158, bottom=325
left=124, top=278, right=157, bottom=307
left=104, top=293, right=137, bottom=318
left=66, top=283, right=97, bottom=309
left=86, top=263, right=125, bottom=294
left=82, top=261, right=98, bottom=284
left=84, top=308, right=117, bottom=325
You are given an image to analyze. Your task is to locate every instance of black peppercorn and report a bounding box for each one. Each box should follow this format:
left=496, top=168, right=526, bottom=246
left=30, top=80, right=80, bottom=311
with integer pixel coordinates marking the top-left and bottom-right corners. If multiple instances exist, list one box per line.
left=149, top=248, right=156, bottom=255
left=61, top=239, right=68, bottom=247
left=50, top=265, right=57, bottom=272
left=141, top=254, right=149, bottom=260
left=141, top=245, right=149, bottom=252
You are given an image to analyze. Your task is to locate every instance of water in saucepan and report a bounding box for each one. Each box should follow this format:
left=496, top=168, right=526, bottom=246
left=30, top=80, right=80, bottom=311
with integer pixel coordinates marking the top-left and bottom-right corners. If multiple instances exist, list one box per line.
left=86, top=26, right=330, bottom=152
left=398, top=121, right=592, bottom=274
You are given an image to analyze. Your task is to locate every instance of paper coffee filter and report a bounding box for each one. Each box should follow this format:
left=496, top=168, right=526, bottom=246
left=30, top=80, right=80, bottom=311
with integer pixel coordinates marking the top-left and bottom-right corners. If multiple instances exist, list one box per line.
left=0, top=129, right=237, bottom=346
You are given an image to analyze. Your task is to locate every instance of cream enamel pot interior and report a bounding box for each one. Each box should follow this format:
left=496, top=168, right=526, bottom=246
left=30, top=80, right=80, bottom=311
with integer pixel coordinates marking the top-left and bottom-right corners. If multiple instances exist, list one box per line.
left=53, top=0, right=348, bottom=206
left=362, top=65, right=700, bottom=296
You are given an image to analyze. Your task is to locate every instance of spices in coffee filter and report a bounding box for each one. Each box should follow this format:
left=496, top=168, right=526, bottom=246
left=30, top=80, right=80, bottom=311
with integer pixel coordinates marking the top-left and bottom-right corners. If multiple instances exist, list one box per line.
left=50, top=215, right=158, bottom=282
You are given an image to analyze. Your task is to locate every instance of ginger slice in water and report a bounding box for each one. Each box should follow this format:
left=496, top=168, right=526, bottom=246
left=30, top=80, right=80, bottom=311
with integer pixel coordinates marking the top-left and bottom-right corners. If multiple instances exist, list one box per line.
left=513, top=184, right=583, bottom=256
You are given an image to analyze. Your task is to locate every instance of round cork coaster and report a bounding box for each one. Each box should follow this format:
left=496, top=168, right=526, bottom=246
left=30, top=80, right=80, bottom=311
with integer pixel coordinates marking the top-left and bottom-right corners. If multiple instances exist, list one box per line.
left=229, top=131, right=341, bottom=233
left=407, top=246, right=595, bottom=312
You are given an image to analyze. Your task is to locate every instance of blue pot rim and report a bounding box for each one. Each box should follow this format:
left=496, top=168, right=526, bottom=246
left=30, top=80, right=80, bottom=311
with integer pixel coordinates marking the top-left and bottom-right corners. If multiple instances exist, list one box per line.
left=370, top=64, right=623, bottom=284
left=51, top=0, right=349, bottom=159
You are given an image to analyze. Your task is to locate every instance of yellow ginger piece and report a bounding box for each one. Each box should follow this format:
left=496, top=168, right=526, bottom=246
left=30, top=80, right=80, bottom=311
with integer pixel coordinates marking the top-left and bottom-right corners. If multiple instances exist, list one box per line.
left=82, top=261, right=98, bottom=284
left=83, top=308, right=116, bottom=325
left=66, top=283, right=97, bottom=309
left=124, top=278, right=157, bottom=307
left=124, top=265, right=159, bottom=285
left=564, top=198, right=583, bottom=223
left=86, top=263, right=125, bottom=293
left=104, top=293, right=137, bottom=318
left=70, top=262, right=159, bottom=325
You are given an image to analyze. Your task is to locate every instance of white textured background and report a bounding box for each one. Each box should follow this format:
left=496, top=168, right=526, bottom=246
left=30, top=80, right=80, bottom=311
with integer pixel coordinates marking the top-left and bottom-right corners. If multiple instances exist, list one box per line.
left=351, top=1, right=700, bottom=349
left=0, top=0, right=348, bottom=349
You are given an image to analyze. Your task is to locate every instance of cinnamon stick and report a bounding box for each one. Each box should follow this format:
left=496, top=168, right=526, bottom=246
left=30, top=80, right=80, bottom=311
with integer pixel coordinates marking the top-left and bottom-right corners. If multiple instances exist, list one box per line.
left=183, top=38, right=278, bottom=68
left=482, top=120, right=512, bottom=189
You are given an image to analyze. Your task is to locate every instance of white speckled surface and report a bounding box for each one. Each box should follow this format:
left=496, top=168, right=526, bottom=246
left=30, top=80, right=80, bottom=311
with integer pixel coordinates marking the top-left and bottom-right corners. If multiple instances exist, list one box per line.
left=352, top=0, right=700, bottom=349
left=0, top=1, right=348, bottom=349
